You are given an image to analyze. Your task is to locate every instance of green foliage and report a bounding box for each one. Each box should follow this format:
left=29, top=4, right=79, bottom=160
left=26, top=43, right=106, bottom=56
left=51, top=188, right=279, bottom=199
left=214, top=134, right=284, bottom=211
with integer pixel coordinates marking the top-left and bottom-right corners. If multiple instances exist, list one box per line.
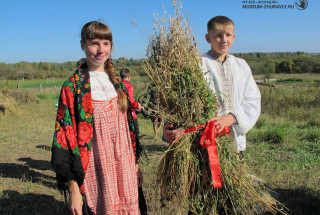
left=0, top=58, right=148, bottom=80
left=250, top=127, right=284, bottom=144
left=1, top=52, right=319, bottom=81
left=277, top=60, right=293, bottom=73
left=233, top=52, right=320, bottom=74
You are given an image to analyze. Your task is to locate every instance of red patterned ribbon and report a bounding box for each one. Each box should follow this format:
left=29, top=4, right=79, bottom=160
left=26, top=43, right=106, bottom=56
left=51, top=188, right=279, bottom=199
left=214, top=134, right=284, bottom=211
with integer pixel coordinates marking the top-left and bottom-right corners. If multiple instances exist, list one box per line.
left=184, top=120, right=230, bottom=188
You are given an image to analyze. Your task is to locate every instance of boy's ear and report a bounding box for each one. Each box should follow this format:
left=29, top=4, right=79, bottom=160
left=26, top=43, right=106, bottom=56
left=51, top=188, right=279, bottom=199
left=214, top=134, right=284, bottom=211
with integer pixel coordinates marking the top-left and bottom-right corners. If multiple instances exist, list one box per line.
left=205, top=34, right=211, bottom=43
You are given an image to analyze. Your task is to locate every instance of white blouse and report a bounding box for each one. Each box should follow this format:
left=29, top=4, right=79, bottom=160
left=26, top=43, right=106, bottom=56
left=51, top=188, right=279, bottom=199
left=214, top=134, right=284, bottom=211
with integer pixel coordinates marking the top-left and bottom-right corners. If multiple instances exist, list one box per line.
left=201, top=53, right=261, bottom=152
left=89, top=71, right=117, bottom=101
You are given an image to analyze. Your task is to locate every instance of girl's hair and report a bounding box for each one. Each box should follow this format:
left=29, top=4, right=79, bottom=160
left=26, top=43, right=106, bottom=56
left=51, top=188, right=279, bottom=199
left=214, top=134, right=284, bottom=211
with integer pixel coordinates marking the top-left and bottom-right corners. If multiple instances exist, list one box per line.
left=105, top=58, right=128, bottom=113
left=81, top=21, right=127, bottom=112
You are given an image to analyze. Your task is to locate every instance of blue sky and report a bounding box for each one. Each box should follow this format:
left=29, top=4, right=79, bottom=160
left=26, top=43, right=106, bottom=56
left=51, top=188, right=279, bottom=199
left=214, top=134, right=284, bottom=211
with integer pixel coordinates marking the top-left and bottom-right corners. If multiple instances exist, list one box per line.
left=0, top=0, right=319, bottom=63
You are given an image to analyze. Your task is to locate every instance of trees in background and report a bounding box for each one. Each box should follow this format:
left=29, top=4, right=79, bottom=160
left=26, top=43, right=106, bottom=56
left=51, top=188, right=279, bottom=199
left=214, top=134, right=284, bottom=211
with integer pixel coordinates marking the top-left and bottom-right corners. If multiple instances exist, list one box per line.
left=0, top=58, right=147, bottom=80
left=0, top=53, right=319, bottom=80
left=234, top=52, right=320, bottom=74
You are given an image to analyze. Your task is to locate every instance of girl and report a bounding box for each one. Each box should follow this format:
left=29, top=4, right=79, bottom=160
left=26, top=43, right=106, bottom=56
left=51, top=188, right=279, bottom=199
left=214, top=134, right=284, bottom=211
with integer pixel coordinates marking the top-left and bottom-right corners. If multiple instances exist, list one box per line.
left=51, top=21, right=141, bottom=215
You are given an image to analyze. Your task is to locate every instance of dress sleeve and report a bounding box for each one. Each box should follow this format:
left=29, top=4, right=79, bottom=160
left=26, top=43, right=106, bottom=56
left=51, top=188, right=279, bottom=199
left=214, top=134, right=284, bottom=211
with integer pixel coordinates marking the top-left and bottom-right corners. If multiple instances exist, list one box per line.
left=232, top=62, right=261, bottom=134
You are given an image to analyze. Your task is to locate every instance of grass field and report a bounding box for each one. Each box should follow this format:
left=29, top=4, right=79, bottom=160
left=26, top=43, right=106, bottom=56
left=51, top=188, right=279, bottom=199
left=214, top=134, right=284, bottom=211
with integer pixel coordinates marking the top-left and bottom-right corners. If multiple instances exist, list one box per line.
left=0, top=78, right=66, bottom=89
left=0, top=75, right=319, bottom=214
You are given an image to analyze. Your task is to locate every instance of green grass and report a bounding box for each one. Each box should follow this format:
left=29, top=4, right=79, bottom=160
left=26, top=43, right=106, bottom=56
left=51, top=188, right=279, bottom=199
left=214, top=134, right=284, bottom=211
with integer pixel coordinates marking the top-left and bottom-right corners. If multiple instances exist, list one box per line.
left=1, top=78, right=320, bottom=214
left=254, top=73, right=320, bottom=84
left=0, top=78, right=66, bottom=89
left=244, top=85, right=320, bottom=214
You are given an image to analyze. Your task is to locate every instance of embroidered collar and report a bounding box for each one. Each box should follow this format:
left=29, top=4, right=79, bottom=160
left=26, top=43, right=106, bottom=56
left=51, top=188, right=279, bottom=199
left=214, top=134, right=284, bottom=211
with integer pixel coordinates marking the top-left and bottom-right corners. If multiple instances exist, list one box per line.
left=207, top=50, right=230, bottom=63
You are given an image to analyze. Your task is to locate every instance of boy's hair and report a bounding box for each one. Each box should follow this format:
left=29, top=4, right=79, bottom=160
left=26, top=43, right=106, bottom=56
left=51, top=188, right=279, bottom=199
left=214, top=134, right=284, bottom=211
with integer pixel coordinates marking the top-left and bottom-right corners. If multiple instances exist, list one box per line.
left=207, top=16, right=234, bottom=32
left=76, top=58, right=86, bottom=69
left=120, top=68, right=131, bottom=79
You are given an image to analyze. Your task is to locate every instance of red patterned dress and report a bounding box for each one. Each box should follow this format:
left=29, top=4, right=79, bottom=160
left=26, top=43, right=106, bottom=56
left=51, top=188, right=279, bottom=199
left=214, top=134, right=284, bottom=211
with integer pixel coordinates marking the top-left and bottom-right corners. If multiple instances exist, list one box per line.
left=82, top=71, right=139, bottom=214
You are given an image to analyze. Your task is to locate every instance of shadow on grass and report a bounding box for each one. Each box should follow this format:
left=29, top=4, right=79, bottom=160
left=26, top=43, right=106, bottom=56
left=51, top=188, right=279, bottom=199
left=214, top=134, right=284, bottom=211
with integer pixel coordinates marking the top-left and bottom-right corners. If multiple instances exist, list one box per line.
left=18, top=157, right=51, bottom=171
left=0, top=190, right=67, bottom=215
left=140, top=134, right=155, bottom=141
left=143, top=144, right=168, bottom=153
left=0, top=163, right=55, bottom=188
left=275, top=188, right=320, bottom=215
left=36, top=144, right=51, bottom=151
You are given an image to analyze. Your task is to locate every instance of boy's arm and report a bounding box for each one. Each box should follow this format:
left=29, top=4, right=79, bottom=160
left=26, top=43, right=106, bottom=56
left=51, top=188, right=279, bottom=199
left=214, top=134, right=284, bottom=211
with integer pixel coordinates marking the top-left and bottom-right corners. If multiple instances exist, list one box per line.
left=126, top=83, right=140, bottom=109
left=231, top=63, right=261, bottom=134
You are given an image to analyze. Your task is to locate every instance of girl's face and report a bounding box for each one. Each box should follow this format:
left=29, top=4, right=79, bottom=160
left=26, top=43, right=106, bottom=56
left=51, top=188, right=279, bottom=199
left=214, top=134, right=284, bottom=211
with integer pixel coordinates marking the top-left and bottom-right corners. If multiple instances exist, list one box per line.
left=81, top=38, right=111, bottom=71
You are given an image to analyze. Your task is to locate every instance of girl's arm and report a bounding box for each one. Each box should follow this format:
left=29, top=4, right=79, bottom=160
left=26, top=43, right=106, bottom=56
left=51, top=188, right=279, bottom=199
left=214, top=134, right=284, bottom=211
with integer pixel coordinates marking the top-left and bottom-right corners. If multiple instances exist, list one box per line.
left=68, top=180, right=83, bottom=215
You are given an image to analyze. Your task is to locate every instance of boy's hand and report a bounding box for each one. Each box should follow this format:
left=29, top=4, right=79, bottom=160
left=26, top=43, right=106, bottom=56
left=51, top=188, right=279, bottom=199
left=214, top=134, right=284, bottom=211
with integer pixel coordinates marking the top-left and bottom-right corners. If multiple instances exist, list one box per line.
left=163, top=124, right=184, bottom=143
left=209, top=114, right=235, bottom=134
left=137, top=103, right=144, bottom=111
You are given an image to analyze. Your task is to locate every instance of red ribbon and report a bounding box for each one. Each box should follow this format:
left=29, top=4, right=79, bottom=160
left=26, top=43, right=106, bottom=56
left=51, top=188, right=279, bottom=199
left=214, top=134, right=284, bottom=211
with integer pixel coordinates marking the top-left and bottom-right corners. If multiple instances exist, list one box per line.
left=184, top=120, right=230, bottom=188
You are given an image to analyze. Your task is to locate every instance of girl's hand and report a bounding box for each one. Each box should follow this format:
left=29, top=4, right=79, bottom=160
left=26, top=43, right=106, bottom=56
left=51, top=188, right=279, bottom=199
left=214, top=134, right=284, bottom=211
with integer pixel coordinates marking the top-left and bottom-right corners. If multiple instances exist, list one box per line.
left=68, top=180, right=83, bottom=215
left=136, top=164, right=143, bottom=187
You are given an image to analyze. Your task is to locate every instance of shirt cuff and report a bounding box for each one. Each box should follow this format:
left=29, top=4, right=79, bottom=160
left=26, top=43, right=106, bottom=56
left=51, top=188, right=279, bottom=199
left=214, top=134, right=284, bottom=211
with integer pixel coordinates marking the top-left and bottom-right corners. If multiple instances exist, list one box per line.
left=228, top=112, right=238, bottom=124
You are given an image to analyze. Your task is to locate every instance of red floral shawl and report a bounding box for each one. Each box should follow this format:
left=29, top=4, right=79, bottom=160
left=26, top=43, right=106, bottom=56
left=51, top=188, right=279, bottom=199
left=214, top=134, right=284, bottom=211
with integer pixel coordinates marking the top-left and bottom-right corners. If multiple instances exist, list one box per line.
left=51, top=65, right=139, bottom=194
left=51, top=65, right=94, bottom=193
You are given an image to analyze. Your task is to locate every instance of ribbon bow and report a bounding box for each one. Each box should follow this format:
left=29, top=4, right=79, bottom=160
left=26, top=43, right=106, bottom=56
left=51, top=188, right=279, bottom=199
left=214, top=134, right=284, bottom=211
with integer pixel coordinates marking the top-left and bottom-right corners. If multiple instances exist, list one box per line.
left=184, top=120, right=230, bottom=188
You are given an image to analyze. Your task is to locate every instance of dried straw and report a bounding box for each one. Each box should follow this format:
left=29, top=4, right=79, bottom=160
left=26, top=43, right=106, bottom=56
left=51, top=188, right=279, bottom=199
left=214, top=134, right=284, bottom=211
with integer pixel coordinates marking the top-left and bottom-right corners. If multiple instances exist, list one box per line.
left=144, top=1, right=287, bottom=214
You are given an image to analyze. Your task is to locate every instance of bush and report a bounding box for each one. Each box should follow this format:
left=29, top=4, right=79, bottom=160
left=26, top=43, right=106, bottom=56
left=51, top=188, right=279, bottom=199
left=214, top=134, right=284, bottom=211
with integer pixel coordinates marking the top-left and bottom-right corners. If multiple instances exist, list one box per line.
left=299, top=129, right=320, bottom=143
left=249, top=127, right=284, bottom=144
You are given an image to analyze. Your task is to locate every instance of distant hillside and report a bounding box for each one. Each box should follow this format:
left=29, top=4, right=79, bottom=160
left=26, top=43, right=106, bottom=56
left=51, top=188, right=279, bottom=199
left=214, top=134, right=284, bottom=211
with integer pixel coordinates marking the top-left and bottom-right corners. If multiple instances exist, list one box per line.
left=233, top=52, right=320, bottom=74
left=1, top=52, right=319, bottom=80
left=0, top=58, right=146, bottom=80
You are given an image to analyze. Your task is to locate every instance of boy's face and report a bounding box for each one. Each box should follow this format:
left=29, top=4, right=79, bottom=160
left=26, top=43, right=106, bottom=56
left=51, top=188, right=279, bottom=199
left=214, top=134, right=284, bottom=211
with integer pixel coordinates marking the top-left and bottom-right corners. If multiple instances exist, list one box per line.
left=205, top=24, right=235, bottom=57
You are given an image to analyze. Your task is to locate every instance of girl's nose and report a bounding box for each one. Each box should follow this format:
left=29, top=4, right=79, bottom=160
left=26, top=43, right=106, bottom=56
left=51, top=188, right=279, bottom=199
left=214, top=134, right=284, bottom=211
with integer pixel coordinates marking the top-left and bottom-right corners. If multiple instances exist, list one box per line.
left=97, top=46, right=103, bottom=52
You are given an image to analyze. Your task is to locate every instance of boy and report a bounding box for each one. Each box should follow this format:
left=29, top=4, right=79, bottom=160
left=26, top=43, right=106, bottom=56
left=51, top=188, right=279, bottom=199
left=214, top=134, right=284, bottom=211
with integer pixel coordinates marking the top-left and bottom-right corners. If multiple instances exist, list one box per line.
left=120, top=68, right=143, bottom=133
left=164, top=16, right=261, bottom=154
